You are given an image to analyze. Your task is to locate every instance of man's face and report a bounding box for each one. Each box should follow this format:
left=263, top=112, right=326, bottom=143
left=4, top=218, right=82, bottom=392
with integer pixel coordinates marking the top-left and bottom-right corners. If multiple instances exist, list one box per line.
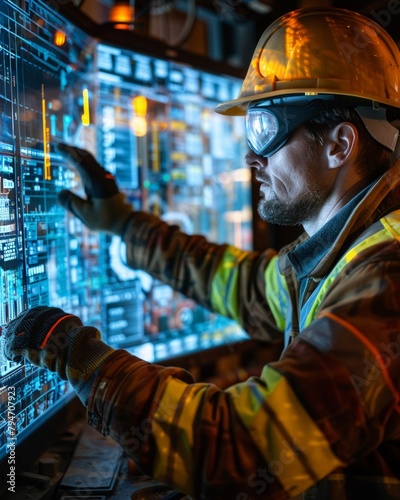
left=246, top=126, right=334, bottom=227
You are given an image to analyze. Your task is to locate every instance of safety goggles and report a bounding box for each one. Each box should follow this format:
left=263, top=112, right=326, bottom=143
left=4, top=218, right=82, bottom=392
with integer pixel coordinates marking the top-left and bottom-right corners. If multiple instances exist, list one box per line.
left=245, top=96, right=334, bottom=157
left=245, top=95, right=376, bottom=157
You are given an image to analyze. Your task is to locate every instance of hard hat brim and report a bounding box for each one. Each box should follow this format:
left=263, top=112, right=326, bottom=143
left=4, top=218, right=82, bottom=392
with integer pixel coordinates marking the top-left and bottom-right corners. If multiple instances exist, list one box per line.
left=215, top=87, right=400, bottom=116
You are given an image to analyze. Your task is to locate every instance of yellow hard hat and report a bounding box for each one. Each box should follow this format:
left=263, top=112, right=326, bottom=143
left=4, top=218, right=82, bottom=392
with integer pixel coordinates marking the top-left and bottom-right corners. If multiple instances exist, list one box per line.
left=215, top=7, right=400, bottom=116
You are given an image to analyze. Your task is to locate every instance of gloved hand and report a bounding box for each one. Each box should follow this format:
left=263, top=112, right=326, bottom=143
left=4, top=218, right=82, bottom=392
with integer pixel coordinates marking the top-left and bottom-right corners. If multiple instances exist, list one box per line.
left=57, top=143, right=133, bottom=235
left=0, top=306, right=114, bottom=405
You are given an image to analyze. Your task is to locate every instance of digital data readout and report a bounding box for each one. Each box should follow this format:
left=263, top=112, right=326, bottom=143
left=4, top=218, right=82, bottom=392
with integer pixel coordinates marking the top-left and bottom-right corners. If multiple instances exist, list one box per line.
left=0, top=0, right=250, bottom=459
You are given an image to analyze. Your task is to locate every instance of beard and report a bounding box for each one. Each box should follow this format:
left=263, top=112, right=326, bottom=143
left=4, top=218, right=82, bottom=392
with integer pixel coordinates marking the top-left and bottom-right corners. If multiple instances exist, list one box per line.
left=257, top=188, right=329, bottom=226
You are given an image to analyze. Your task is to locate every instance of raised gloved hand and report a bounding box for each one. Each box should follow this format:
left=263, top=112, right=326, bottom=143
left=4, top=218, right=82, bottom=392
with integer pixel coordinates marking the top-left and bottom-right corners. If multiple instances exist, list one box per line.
left=0, top=306, right=114, bottom=405
left=57, top=143, right=133, bottom=235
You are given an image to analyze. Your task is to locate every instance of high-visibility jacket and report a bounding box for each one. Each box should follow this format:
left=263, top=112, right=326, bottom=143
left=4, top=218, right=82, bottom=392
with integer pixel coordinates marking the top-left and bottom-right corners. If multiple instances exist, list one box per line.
left=88, top=160, right=400, bottom=499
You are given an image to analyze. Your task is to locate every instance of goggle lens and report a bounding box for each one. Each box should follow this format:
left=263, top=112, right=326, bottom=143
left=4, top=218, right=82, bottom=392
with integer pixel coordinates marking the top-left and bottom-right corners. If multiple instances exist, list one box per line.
left=245, top=109, right=280, bottom=156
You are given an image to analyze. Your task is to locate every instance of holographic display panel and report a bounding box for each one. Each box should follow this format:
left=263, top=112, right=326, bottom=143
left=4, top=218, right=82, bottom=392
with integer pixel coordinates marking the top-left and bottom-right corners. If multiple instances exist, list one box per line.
left=0, top=0, right=98, bottom=462
left=0, top=0, right=251, bottom=462
left=95, top=43, right=252, bottom=358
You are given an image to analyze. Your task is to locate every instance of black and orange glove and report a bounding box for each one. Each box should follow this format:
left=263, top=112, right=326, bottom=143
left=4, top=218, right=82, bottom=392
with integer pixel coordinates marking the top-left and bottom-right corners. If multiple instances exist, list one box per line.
left=1, top=306, right=114, bottom=405
left=57, top=143, right=133, bottom=235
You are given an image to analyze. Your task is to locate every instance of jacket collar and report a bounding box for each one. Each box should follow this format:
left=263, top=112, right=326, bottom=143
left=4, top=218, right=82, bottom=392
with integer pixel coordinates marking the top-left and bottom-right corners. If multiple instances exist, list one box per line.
left=278, top=159, right=400, bottom=280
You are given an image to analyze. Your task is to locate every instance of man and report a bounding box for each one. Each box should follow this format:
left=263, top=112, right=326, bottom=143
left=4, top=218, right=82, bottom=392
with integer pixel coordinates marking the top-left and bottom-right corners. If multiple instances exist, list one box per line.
left=2, top=7, right=400, bottom=499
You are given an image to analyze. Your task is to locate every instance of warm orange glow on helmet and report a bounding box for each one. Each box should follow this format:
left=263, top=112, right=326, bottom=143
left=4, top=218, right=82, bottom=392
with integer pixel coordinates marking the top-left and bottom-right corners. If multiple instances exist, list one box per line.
left=215, top=8, right=400, bottom=116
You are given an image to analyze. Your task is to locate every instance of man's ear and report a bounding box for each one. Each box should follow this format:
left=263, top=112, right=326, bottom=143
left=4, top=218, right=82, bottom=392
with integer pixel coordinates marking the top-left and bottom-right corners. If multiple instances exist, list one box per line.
left=325, top=122, right=358, bottom=169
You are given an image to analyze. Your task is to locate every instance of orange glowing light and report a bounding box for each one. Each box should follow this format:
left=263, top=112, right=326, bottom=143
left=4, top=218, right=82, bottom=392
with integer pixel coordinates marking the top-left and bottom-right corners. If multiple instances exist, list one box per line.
left=41, top=85, right=51, bottom=180
left=132, top=96, right=147, bottom=117
left=131, top=116, right=147, bottom=137
left=131, top=96, right=148, bottom=135
left=54, top=30, right=66, bottom=46
left=109, top=3, right=135, bottom=29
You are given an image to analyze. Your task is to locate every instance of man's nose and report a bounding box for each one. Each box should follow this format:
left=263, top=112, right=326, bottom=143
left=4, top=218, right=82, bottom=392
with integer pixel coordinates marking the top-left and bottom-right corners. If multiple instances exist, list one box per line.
left=245, top=149, right=267, bottom=170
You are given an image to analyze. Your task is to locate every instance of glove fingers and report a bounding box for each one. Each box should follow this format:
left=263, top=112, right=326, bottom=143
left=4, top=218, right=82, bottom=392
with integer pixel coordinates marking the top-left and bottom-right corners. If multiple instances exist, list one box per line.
left=56, top=143, right=119, bottom=198
left=56, top=143, right=101, bottom=178
left=58, top=190, right=96, bottom=229
left=58, top=189, right=76, bottom=210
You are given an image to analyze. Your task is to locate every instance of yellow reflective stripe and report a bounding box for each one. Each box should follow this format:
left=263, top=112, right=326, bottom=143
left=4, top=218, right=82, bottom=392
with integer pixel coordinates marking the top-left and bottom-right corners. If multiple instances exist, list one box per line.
left=265, top=255, right=287, bottom=331
left=211, top=245, right=250, bottom=320
left=381, top=210, right=400, bottom=241
left=344, top=227, right=389, bottom=262
left=152, top=377, right=205, bottom=495
left=227, top=366, right=344, bottom=496
left=304, top=213, right=400, bottom=328
left=326, top=472, right=400, bottom=486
